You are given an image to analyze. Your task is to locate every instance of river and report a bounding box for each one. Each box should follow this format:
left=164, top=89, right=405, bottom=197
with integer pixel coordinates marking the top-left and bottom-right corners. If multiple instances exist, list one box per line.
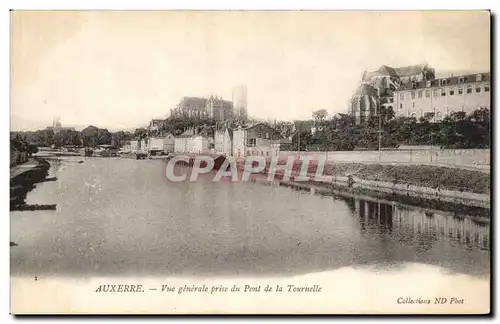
left=10, top=157, right=490, bottom=280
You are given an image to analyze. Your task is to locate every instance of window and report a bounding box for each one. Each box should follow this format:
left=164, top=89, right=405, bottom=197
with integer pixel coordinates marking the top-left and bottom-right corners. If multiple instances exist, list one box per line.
left=467, top=86, right=472, bottom=94
left=433, top=89, right=438, bottom=98
left=400, top=93, right=404, bottom=101
left=411, top=113, right=416, bottom=118
left=412, top=102, right=415, bottom=108
left=400, top=103, right=402, bottom=109
left=418, top=91, right=422, bottom=99
left=441, top=79, right=447, bottom=86
left=441, top=88, right=446, bottom=96
left=458, top=87, right=463, bottom=95
left=247, top=138, right=256, bottom=147
left=411, top=91, right=415, bottom=99
left=476, top=74, right=482, bottom=82
left=458, top=77, right=465, bottom=84
left=475, top=86, right=481, bottom=93
left=426, top=80, right=431, bottom=88
left=449, top=89, right=454, bottom=96
left=425, top=90, right=430, bottom=98
left=485, top=83, right=490, bottom=92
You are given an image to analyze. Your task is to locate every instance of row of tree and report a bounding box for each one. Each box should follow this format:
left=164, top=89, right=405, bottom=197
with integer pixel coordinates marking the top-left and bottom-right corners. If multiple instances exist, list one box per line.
left=11, top=107, right=490, bottom=151
left=284, top=107, right=490, bottom=151
left=11, top=126, right=137, bottom=149
left=10, top=136, right=39, bottom=155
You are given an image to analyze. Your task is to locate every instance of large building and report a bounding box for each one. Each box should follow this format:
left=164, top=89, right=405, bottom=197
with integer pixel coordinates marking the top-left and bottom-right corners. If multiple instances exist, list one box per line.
left=232, top=85, right=248, bottom=119
left=206, top=95, right=234, bottom=121
left=46, top=116, right=75, bottom=133
left=170, top=97, right=209, bottom=119
left=170, top=95, right=234, bottom=121
left=349, top=63, right=490, bottom=124
left=393, top=72, right=490, bottom=121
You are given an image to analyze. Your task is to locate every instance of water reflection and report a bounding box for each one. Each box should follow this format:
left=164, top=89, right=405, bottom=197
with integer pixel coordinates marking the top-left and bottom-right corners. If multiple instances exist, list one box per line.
left=10, top=158, right=490, bottom=278
left=348, top=198, right=489, bottom=251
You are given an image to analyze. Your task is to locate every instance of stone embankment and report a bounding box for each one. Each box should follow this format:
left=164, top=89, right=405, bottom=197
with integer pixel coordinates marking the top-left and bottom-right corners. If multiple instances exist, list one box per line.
left=257, top=161, right=490, bottom=209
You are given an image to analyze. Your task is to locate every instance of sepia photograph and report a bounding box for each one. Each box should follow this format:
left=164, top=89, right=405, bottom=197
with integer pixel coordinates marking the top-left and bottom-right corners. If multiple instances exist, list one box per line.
left=9, top=9, right=491, bottom=314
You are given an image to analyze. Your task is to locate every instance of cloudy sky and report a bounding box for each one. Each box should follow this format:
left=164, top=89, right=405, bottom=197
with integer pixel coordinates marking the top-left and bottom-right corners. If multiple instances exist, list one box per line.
left=11, top=10, right=490, bottom=131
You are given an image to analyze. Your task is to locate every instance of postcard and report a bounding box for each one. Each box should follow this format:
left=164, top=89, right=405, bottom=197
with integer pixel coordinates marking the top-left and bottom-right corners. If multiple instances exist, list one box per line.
left=10, top=10, right=491, bottom=315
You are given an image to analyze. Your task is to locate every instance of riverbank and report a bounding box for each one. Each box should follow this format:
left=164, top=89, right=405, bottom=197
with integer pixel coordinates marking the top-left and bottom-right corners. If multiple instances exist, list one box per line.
left=10, top=158, right=52, bottom=210
left=257, top=162, right=490, bottom=209
left=321, top=163, right=490, bottom=194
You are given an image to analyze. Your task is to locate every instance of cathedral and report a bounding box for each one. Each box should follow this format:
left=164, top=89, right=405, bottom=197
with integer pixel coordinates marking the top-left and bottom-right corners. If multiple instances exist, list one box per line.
left=350, top=63, right=436, bottom=124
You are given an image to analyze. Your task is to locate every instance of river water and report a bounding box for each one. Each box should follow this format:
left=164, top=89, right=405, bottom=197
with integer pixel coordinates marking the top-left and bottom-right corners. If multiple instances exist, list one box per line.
left=10, top=157, right=490, bottom=279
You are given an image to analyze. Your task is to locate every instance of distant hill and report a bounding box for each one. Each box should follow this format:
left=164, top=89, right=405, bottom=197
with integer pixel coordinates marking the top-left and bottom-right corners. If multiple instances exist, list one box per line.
left=10, top=114, right=148, bottom=132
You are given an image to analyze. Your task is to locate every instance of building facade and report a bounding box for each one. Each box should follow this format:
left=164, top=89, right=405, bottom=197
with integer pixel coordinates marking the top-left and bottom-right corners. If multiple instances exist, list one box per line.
left=170, top=95, right=235, bottom=121
left=174, top=136, right=189, bottom=153
left=170, top=97, right=209, bottom=119
left=232, top=85, right=248, bottom=119
left=186, top=135, right=213, bottom=154
left=174, top=128, right=213, bottom=154
left=147, top=134, right=175, bottom=154
left=232, top=123, right=285, bottom=158
left=129, top=140, right=148, bottom=152
left=214, top=127, right=233, bottom=156
left=393, top=72, right=490, bottom=121
left=350, top=64, right=435, bottom=124
left=350, top=84, right=380, bottom=125
left=206, top=95, right=234, bottom=121
left=350, top=63, right=490, bottom=124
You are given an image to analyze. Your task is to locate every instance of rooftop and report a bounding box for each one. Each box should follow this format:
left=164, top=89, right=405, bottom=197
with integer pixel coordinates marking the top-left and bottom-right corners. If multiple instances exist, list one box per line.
left=394, top=72, right=491, bottom=91
left=353, top=84, right=378, bottom=97
left=393, top=64, right=428, bottom=77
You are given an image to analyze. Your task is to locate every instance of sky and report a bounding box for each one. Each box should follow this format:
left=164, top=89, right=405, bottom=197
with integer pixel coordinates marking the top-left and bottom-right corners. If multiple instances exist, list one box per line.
left=10, top=10, right=490, bottom=131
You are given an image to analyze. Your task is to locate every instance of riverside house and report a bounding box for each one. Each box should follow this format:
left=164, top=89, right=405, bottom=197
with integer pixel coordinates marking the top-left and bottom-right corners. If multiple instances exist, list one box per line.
left=174, top=134, right=213, bottom=154
left=174, top=127, right=213, bottom=154
left=214, top=127, right=233, bottom=156
left=186, top=135, right=212, bottom=154
left=129, top=140, right=148, bottom=153
left=232, top=123, right=290, bottom=158
left=148, top=134, right=175, bottom=155
left=174, top=135, right=189, bottom=153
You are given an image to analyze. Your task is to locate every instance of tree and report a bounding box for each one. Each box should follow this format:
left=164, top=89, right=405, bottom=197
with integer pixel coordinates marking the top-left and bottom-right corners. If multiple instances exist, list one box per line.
left=96, top=128, right=112, bottom=145
left=423, top=112, right=435, bottom=122
left=27, top=143, right=38, bottom=156
left=312, top=109, right=328, bottom=123
left=81, top=125, right=99, bottom=147
left=134, top=128, right=148, bottom=140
